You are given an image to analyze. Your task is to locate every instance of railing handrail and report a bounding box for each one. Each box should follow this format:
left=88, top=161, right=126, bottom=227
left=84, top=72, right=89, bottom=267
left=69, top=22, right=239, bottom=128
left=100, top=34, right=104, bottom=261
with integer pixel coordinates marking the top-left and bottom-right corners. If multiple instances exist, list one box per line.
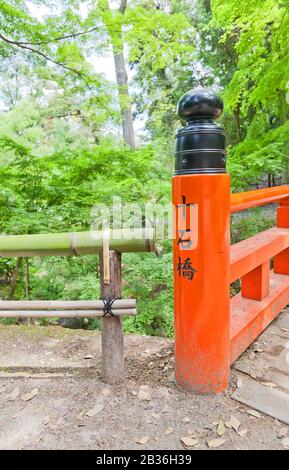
left=230, top=185, right=289, bottom=213
left=0, top=228, right=155, bottom=257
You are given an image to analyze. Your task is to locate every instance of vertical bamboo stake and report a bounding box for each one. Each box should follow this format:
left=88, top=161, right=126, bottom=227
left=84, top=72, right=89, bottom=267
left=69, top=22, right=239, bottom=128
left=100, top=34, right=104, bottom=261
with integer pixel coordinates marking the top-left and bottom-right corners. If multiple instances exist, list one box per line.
left=102, top=229, right=110, bottom=284
left=25, top=257, right=30, bottom=326
left=99, top=249, right=124, bottom=384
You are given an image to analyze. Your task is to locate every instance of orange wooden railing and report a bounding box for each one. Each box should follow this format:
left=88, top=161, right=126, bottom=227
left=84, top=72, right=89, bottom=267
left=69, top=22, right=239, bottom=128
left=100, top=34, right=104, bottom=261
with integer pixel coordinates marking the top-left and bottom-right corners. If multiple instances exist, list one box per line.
left=230, top=185, right=289, bottom=364
left=230, top=186, right=289, bottom=213
left=172, top=87, right=289, bottom=394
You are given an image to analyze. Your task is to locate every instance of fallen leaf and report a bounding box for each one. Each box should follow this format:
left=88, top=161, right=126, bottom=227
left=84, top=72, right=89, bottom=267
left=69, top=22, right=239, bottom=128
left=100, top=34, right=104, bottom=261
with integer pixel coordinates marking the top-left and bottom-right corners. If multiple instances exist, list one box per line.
left=162, top=407, right=170, bottom=413
left=282, top=438, right=289, bottom=449
left=204, top=424, right=214, bottom=430
left=261, top=382, right=277, bottom=388
left=182, top=417, right=190, bottom=423
left=34, top=435, right=43, bottom=445
left=247, top=409, right=261, bottom=418
left=155, top=352, right=166, bottom=358
left=84, top=354, right=94, bottom=359
left=238, top=429, right=248, bottom=437
left=21, top=388, right=39, bottom=401
left=164, top=427, right=174, bottom=435
left=48, top=422, right=58, bottom=431
left=12, top=408, right=24, bottom=419
left=138, top=385, right=151, bottom=401
left=229, top=416, right=240, bottom=432
left=207, top=438, right=226, bottom=448
left=6, top=386, right=20, bottom=401
left=217, top=420, right=226, bottom=436
left=44, top=416, right=50, bottom=425
left=136, top=436, right=150, bottom=445
left=278, top=427, right=288, bottom=439
left=86, top=403, right=104, bottom=417
left=181, top=437, right=199, bottom=448
left=237, top=377, right=243, bottom=388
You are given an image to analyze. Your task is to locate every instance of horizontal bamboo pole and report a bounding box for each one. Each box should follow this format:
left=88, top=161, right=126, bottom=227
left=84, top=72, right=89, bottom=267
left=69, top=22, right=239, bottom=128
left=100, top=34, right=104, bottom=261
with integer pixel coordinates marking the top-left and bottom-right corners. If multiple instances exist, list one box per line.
left=0, top=228, right=154, bottom=257
left=0, top=309, right=137, bottom=318
left=0, top=299, right=136, bottom=310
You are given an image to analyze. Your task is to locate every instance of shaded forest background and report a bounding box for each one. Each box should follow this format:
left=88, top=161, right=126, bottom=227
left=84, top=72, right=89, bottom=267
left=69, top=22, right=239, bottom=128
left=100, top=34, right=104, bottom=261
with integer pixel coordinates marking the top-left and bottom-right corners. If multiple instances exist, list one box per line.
left=0, top=0, right=288, bottom=335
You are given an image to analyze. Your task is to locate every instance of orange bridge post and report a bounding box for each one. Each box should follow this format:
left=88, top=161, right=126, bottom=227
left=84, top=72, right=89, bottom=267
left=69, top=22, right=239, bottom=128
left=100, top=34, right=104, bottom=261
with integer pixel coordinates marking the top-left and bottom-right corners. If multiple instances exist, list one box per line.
left=173, top=88, right=230, bottom=393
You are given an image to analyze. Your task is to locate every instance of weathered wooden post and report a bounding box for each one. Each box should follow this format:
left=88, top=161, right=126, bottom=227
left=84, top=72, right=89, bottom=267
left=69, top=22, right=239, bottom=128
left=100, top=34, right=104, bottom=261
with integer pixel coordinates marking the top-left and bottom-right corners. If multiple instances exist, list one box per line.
left=99, top=249, right=124, bottom=384
left=173, top=88, right=230, bottom=393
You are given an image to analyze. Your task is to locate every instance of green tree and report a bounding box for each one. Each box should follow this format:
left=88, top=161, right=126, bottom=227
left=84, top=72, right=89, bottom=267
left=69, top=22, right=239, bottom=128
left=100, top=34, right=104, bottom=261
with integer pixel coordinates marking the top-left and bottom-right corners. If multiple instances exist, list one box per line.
left=210, top=0, right=289, bottom=188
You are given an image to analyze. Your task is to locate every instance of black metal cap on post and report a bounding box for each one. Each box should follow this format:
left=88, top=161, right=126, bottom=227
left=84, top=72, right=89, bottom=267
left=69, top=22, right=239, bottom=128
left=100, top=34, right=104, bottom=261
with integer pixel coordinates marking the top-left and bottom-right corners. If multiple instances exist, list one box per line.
left=175, top=87, right=226, bottom=175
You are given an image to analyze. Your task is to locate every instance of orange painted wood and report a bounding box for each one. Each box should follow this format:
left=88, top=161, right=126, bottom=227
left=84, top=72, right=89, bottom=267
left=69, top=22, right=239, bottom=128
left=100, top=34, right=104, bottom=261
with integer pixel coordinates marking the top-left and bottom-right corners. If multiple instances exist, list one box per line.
left=230, top=271, right=289, bottom=364
left=230, top=186, right=289, bottom=213
left=173, top=174, right=230, bottom=393
left=241, top=260, right=270, bottom=301
left=274, top=248, right=289, bottom=275
left=230, top=227, right=289, bottom=283
left=279, top=197, right=289, bottom=206
left=277, top=206, right=289, bottom=228
left=273, top=203, right=289, bottom=275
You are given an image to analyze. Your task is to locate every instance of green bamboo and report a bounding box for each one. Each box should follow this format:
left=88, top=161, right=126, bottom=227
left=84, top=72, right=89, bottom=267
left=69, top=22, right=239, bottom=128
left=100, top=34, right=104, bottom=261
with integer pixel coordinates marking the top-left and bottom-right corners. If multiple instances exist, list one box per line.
left=0, top=309, right=137, bottom=318
left=0, top=228, right=154, bottom=257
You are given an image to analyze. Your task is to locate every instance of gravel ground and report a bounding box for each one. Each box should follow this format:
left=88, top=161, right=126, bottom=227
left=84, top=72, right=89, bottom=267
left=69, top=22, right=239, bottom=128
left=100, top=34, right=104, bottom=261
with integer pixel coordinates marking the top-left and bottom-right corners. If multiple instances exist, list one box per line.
left=0, top=324, right=288, bottom=450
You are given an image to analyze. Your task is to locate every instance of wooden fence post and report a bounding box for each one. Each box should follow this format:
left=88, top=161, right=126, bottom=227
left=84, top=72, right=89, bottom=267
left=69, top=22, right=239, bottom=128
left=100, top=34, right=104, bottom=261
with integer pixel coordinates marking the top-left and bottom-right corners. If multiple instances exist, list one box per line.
left=99, top=249, right=124, bottom=384
left=173, top=88, right=230, bottom=393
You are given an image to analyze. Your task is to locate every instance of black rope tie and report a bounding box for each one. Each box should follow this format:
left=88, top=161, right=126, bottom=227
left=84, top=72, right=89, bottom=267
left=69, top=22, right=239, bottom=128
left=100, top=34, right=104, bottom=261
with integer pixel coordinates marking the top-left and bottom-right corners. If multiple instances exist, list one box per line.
left=100, top=297, right=120, bottom=317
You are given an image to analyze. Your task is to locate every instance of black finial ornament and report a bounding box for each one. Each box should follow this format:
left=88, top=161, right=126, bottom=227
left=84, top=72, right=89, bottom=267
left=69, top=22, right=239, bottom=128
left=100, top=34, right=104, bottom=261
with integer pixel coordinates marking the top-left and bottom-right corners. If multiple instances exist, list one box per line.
left=175, top=87, right=226, bottom=175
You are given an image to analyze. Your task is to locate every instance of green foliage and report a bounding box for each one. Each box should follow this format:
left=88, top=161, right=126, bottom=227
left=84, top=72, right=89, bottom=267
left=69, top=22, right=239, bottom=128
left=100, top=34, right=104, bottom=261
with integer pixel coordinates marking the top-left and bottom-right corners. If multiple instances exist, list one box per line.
left=210, top=0, right=289, bottom=185
left=126, top=2, right=196, bottom=140
left=123, top=251, right=173, bottom=337
left=231, top=207, right=276, bottom=243
left=0, top=137, right=167, bottom=234
left=0, top=1, right=288, bottom=338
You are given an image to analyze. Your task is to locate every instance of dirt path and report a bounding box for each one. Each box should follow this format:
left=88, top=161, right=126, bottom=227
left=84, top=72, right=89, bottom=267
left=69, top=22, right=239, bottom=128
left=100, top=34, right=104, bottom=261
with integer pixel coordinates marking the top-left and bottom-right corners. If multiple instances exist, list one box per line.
left=0, top=324, right=288, bottom=450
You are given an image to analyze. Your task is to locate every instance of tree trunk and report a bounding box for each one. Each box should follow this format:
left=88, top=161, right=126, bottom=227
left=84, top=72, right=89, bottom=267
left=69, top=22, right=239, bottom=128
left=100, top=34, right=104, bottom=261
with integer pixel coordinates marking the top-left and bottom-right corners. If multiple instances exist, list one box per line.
left=233, top=104, right=242, bottom=143
left=100, top=0, right=135, bottom=148
left=113, top=48, right=135, bottom=147
left=268, top=173, right=272, bottom=187
left=7, top=257, right=23, bottom=300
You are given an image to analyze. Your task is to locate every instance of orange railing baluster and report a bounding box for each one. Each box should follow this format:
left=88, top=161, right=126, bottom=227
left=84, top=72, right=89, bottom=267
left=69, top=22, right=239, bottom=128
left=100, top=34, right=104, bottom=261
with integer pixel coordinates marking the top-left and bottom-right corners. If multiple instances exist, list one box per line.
left=274, top=197, right=289, bottom=274
left=241, top=261, right=270, bottom=301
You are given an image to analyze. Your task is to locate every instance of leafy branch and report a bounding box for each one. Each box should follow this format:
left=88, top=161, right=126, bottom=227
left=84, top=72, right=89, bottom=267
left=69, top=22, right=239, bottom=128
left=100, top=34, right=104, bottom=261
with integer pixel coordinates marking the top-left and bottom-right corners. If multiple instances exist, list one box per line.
left=0, top=33, right=90, bottom=78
